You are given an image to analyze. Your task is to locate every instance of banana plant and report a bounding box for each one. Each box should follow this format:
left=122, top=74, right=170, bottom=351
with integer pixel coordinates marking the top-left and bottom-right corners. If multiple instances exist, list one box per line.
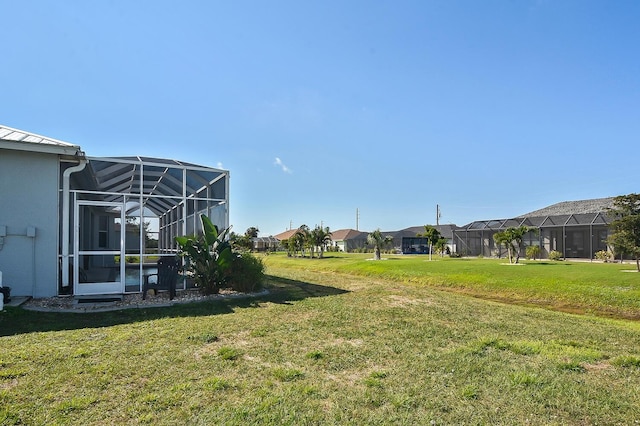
left=175, top=214, right=233, bottom=294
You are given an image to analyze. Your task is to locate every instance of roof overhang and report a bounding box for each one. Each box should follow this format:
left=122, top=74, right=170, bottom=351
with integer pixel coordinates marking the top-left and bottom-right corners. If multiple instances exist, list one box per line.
left=0, top=125, right=82, bottom=156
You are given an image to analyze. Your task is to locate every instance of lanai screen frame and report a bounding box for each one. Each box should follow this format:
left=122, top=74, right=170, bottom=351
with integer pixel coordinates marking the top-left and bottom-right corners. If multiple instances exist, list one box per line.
left=62, top=156, right=229, bottom=294
left=452, top=212, right=611, bottom=259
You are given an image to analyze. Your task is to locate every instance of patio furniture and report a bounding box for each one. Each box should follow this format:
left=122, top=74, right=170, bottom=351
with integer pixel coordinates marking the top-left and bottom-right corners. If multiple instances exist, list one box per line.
left=142, top=257, right=179, bottom=300
left=0, top=271, right=10, bottom=303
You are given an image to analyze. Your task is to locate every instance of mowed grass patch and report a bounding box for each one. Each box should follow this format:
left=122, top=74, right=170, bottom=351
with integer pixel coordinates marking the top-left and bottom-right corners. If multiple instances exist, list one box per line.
left=263, top=253, right=640, bottom=319
left=0, top=267, right=640, bottom=424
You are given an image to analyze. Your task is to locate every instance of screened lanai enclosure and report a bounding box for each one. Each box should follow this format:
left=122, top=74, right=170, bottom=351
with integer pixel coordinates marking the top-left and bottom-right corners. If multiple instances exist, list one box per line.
left=452, top=198, right=614, bottom=260
left=60, top=156, right=229, bottom=296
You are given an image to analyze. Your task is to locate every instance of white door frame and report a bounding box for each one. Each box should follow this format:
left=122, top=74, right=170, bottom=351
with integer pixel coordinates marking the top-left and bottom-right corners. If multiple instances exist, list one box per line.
left=74, top=200, right=125, bottom=295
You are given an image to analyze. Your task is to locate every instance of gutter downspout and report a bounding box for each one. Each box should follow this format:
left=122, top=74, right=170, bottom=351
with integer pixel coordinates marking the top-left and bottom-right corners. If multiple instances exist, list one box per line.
left=61, top=155, right=88, bottom=288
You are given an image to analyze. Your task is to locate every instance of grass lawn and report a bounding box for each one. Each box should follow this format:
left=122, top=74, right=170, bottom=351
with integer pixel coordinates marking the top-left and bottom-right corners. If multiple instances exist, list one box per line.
left=264, top=253, right=640, bottom=320
left=0, top=254, right=639, bottom=424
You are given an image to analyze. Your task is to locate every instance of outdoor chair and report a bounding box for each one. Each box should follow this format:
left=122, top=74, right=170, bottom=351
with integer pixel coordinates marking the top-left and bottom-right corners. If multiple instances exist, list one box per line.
left=0, top=270, right=10, bottom=303
left=142, top=257, right=179, bottom=300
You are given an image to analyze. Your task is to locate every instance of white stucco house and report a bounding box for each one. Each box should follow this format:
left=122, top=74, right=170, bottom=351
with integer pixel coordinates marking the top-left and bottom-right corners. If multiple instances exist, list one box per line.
left=0, top=125, right=229, bottom=298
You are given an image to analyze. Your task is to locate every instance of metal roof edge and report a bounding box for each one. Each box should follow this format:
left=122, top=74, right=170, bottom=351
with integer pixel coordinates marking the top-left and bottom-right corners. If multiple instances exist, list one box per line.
left=0, top=124, right=82, bottom=156
left=0, top=139, right=82, bottom=156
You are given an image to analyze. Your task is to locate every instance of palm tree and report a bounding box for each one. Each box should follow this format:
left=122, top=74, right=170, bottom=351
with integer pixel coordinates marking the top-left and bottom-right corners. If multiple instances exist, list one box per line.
left=245, top=227, right=259, bottom=238
left=294, top=225, right=310, bottom=257
left=493, top=226, right=533, bottom=264
left=434, top=237, right=448, bottom=257
left=286, top=238, right=297, bottom=257
left=285, top=225, right=308, bottom=257
left=367, top=229, right=393, bottom=260
left=312, top=226, right=332, bottom=258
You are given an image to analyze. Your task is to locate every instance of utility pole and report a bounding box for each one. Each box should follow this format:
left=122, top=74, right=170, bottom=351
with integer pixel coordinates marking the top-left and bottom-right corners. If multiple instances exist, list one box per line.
left=356, top=208, right=360, bottom=231
left=436, top=205, right=441, bottom=226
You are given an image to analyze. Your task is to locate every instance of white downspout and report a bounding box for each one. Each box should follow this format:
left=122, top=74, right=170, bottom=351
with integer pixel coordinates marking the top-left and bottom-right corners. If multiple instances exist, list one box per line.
left=61, top=156, right=87, bottom=288
left=225, top=170, right=230, bottom=229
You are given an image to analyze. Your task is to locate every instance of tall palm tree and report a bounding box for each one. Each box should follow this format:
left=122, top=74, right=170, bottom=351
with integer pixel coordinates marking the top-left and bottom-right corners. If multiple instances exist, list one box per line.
left=294, top=225, right=310, bottom=257
left=367, top=229, right=393, bottom=260
left=312, top=226, right=332, bottom=258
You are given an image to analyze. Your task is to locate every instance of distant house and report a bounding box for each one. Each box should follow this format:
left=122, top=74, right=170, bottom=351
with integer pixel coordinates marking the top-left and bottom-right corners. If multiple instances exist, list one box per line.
left=272, top=227, right=369, bottom=253
left=388, top=225, right=459, bottom=254
left=273, top=229, right=299, bottom=243
left=453, top=198, right=614, bottom=259
left=0, top=124, right=229, bottom=298
left=251, top=236, right=280, bottom=252
left=329, top=229, right=369, bottom=252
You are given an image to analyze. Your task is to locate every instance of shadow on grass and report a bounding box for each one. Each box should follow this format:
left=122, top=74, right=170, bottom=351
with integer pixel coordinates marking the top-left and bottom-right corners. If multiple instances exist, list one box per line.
left=0, top=275, right=349, bottom=336
left=524, top=262, right=572, bottom=266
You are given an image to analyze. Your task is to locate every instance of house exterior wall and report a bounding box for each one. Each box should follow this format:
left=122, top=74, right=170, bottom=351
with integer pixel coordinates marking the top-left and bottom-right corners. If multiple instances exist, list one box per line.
left=330, top=236, right=368, bottom=252
left=333, top=240, right=347, bottom=252
left=344, top=238, right=368, bottom=252
left=0, top=149, right=60, bottom=297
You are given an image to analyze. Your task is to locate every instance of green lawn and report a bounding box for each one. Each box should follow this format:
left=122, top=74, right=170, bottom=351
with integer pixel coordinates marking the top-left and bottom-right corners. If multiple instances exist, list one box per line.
left=1, top=254, right=640, bottom=424
left=264, top=253, right=640, bottom=320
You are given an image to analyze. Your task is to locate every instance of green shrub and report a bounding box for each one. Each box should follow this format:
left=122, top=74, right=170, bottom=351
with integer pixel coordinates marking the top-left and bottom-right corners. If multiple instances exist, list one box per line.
left=594, top=250, right=613, bottom=262
left=226, top=253, right=265, bottom=293
left=525, top=246, right=541, bottom=260
left=548, top=250, right=563, bottom=261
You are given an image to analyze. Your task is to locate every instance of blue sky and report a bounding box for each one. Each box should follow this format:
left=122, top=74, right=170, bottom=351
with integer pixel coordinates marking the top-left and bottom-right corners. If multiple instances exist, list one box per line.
left=2, top=1, right=639, bottom=236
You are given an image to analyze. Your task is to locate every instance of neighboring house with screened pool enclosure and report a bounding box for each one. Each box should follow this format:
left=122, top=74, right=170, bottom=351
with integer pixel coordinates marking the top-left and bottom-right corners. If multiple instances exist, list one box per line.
left=452, top=198, right=615, bottom=260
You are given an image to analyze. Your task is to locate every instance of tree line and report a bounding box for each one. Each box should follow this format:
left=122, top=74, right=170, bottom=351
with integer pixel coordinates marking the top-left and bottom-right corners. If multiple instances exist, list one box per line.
left=230, top=193, right=640, bottom=268
left=231, top=225, right=333, bottom=258
left=284, top=225, right=332, bottom=258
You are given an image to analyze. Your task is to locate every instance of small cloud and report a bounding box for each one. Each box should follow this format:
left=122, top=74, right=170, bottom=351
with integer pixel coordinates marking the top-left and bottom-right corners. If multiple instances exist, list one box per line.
left=216, top=162, right=224, bottom=169
left=274, top=157, right=292, bottom=174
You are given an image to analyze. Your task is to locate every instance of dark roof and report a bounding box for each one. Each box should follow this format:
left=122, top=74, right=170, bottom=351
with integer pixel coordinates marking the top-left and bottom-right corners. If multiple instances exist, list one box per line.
left=388, top=224, right=459, bottom=239
left=519, top=197, right=615, bottom=218
left=461, top=197, right=616, bottom=230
